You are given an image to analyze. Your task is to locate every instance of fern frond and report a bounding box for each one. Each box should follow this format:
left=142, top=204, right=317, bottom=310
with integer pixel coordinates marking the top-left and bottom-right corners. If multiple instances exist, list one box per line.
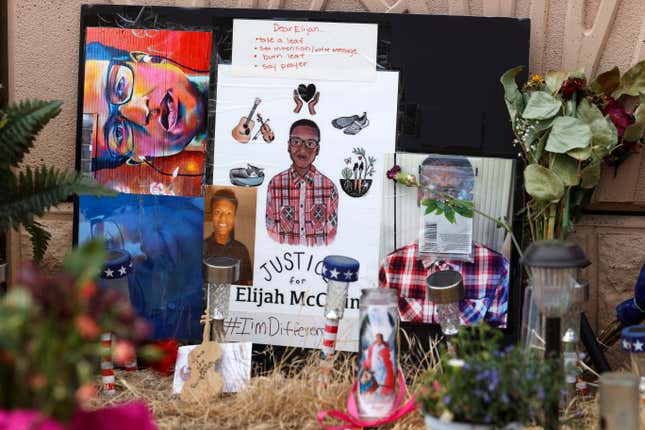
left=24, top=220, right=51, bottom=263
left=0, top=100, right=62, bottom=168
left=0, top=165, right=116, bottom=232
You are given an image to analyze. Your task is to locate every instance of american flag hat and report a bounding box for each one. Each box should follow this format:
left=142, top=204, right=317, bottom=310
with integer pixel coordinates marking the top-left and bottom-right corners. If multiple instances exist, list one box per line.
left=321, top=255, right=360, bottom=283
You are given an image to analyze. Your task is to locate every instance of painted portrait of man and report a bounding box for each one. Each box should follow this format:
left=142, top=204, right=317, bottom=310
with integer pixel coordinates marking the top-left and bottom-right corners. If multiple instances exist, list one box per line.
left=265, top=119, right=339, bottom=247
left=81, top=28, right=211, bottom=196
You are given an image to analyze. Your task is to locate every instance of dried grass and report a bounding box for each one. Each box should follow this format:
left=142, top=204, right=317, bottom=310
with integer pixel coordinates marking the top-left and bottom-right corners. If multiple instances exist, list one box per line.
left=88, top=335, right=629, bottom=430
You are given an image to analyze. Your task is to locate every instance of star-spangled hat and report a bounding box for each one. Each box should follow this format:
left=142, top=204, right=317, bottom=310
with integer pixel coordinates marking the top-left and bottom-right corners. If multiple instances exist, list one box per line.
left=621, top=325, right=645, bottom=353
left=321, top=255, right=359, bottom=282
left=100, top=249, right=133, bottom=280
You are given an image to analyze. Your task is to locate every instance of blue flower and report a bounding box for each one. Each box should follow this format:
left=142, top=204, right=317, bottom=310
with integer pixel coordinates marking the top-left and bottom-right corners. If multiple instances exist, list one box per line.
left=537, top=386, right=545, bottom=400
left=442, top=395, right=451, bottom=405
left=500, top=393, right=509, bottom=404
left=488, top=370, right=499, bottom=391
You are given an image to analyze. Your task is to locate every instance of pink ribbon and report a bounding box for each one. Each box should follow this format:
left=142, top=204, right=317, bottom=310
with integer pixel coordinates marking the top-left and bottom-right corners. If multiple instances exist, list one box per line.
left=316, top=370, right=418, bottom=429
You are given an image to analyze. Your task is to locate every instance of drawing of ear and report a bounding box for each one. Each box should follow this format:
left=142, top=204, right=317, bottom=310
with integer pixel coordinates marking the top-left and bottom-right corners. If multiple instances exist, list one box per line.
left=293, top=89, right=303, bottom=113
left=308, top=91, right=320, bottom=115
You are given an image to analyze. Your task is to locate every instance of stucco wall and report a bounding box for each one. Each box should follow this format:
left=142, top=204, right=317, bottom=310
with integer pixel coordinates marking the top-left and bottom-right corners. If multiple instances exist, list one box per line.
left=8, top=0, right=645, bottom=340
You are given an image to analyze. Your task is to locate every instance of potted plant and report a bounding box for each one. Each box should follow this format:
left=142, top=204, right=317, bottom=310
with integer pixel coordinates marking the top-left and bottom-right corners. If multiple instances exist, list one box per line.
left=418, top=324, right=563, bottom=429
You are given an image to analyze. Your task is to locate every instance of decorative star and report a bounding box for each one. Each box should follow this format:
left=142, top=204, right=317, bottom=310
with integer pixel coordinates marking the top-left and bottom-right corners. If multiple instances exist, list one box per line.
left=322, top=265, right=328, bottom=275
left=623, top=339, right=632, bottom=350
left=104, top=268, right=114, bottom=278
left=343, top=270, right=354, bottom=280
left=118, top=266, right=127, bottom=276
left=634, top=340, right=644, bottom=352
left=329, top=268, right=340, bottom=279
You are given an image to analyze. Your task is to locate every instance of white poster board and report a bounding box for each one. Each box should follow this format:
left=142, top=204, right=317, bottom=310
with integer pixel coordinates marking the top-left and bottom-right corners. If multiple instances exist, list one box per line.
left=212, top=64, right=398, bottom=351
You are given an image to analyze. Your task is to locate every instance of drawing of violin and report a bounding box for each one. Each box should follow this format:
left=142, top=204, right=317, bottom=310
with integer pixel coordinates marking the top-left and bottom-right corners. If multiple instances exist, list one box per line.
left=254, top=113, right=275, bottom=143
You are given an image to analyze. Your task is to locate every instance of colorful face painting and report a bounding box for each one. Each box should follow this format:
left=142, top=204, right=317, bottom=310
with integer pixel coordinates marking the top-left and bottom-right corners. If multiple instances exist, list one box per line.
left=78, top=193, right=204, bottom=341
left=81, top=28, right=212, bottom=196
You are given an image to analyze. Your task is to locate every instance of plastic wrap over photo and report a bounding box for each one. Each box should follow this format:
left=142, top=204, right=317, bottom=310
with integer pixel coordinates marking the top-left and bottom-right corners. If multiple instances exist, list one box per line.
left=379, top=153, right=515, bottom=329
left=78, top=193, right=204, bottom=340
left=80, top=28, right=212, bottom=196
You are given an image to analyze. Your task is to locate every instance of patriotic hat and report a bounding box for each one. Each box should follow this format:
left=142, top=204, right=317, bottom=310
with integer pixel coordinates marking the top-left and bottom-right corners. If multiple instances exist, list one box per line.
left=621, top=325, right=645, bottom=353
left=321, top=255, right=359, bottom=282
left=100, top=249, right=133, bottom=280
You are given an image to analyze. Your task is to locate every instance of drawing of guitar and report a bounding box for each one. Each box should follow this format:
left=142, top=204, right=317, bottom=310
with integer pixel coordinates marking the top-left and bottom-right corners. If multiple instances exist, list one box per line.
left=232, top=98, right=261, bottom=143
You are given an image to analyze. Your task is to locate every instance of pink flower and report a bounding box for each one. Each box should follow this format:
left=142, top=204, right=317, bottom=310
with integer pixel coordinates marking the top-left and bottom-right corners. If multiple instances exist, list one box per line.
left=113, top=340, right=136, bottom=365
left=603, top=97, right=635, bottom=137
left=75, top=314, right=100, bottom=339
left=75, top=383, right=97, bottom=403
left=0, top=410, right=65, bottom=430
left=386, top=165, right=401, bottom=180
left=559, top=78, right=586, bottom=100
left=432, top=380, right=442, bottom=391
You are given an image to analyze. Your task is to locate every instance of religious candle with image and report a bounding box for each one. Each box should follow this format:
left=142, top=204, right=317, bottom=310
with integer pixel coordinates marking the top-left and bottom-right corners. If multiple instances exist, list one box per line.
left=357, top=288, right=399, bottom=420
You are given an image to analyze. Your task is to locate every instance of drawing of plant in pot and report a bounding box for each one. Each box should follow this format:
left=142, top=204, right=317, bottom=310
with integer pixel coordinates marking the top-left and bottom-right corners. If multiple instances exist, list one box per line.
left=340, top=147, right=375, bottom=198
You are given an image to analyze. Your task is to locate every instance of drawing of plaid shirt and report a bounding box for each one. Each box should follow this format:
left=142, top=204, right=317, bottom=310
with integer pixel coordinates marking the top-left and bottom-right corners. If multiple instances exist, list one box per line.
left=378, top=242, right=508, bottom=327
left=265, top=165, right=339, bottom=246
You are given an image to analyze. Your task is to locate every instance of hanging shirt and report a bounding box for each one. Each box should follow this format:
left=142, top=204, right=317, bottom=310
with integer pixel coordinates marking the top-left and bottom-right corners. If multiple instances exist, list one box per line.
left=378, top=242, right=509, bottom=327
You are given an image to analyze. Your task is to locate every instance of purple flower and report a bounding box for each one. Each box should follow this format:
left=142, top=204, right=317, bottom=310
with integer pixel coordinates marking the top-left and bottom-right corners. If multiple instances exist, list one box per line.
left=386, top=165, right=401, bottom=180
left=500, top=393, right=509, bottom=404
left=442, top=395, right=451, bottom=405
left=536, top=386, right=545, bottom=400
left=484, top=415, right=492, bottom=424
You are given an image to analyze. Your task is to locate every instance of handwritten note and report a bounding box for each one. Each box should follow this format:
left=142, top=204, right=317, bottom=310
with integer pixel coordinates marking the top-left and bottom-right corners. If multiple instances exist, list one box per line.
left=232, top=19, right=377, bottom=81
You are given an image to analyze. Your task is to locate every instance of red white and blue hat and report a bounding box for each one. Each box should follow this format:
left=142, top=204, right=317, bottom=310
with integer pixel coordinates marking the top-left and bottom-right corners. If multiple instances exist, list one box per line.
left=321, top=255, right=359, bottom=282
left=621, top=325, right=645, bottom=353
left=100, top=249, right=133, bottom=279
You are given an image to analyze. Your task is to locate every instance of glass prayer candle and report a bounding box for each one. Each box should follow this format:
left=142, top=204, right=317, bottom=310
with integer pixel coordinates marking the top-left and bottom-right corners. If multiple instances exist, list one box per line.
left=357, top=288, right=399, bottom=420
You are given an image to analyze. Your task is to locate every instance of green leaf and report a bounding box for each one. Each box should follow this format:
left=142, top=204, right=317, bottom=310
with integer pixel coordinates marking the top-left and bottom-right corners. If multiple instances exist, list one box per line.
left=545, top=70, right=568, bottom=95
left=545, top=117, right=592, bottom=154
left=423, top=199, right=439, bottom=215
left=0, top=100, right=62, bottom=168
left=63, top=239, right=107, bottom=280
left=453, top=201, right=474, bottom=218
left=522, top=91, right=562, bottom=120
left=524, top=164, right=565, bottom=202
left=576, top=99, right=618, bottom=157
left=24, top=220, right=52, bottom=263
left=500, top=66, right=525, bottom=122
left=444, top=205, right=456, bottom=224
left=0, top=166, right=116, bottom=233
left=567, top=146, right=592, bottom=160
left=623, top=94, right=645, bottom=142
left=551, top=155, right=580, bottom=186
left=612, top=60, right=645, bottom=98
left=580, top=162, right=601, bottom=189
left=591, top=66, right=620, bottom=95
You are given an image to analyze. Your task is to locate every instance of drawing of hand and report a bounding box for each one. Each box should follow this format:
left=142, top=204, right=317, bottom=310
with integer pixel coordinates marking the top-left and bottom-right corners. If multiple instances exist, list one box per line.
left=308, top=91, right=320, bottom=115
left=293, top=89, right=303, bottom=113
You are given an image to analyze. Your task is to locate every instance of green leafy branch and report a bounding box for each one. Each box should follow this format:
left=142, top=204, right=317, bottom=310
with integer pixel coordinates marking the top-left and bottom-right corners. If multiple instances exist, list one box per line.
left=0, top=99, right=115, bottom=262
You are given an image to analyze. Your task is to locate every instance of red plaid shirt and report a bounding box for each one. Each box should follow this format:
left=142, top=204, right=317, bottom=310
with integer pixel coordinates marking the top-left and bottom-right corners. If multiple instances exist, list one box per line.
left=378, top=242, right=508, bottom=327
left=265, top=165, right=338, bottom=246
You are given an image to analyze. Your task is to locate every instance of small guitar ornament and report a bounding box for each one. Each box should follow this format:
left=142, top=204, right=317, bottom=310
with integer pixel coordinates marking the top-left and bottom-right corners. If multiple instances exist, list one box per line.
left=180, top=313, right=223, bottom=403
left=232, top=98, right=261, bottom=143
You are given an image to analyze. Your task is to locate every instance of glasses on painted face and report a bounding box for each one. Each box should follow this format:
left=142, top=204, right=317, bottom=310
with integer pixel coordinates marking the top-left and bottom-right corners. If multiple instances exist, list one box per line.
left=289, top=136, right=319, bottom=149
left=103, top=61, right=136, bottom=158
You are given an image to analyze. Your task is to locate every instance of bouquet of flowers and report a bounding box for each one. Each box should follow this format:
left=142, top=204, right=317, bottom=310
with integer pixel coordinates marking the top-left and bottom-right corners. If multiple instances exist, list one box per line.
left=0, top=241, right=153, bottom=422
left=419, top=324, right=563, bottom=428
left=501, top=61, right=645, bottom=241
